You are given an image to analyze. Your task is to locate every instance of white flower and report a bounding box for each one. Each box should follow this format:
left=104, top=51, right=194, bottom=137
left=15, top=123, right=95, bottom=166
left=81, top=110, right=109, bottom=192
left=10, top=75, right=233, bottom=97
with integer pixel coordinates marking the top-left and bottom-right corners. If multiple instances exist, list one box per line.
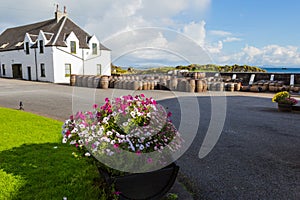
left=106, top=131, right=113, bottom=136
left=127, top=139, right=136, bottom=151
left=85, top=152, right=91, bottom=157
left=62, top=138, right=67, bottom=143
left=79, top=124, right=85, bottom=129
left=91, top=125, right=96, bottom=131
left=100, top=137, right=111, bottom=143
left=130, top=111, right=136, bottom=118
left=147, top=113, right=151, bottom=118
left=102, top=117, right=109, bottom=124
left=70, top=140, right=76, bottom=145
left=110, top=140, right=116, bottom=145
left=106, top=149, right=114, bottom=156
left=71, top=128, right=78, bottom=133
left=137, top=112, right=142, bottom=116
left=112, top=111, right=117, bottom=116
left=139, top=144, right=145, bottom=151
left=123, top=122, right=128, bottom=127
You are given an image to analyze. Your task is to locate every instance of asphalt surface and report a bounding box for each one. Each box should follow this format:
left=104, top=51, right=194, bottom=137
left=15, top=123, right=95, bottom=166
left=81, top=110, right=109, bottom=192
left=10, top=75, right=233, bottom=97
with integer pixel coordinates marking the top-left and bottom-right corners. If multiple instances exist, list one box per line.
left=0, top=78, right=299, bottom=200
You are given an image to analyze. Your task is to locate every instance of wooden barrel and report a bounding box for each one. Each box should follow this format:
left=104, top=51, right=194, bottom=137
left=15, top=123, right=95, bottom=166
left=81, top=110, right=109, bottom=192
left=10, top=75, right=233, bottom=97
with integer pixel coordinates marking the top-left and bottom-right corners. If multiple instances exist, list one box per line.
left=202, top=80, right=208, bottom=92
left=76, top=75, right=83, bottom=87
left=159, top=78, right=167, bottom=90
left=229, top=83, right=235, bottom=92
left=147, top=81, right=151, bottom=90
left=250, top=86, right=259, bottom=92
left=150, top=81, right=155, bottom=90
left=234, top=83, right=241, bottom=91
left=189, top=79, right=196, bottom=93
left=293, top=87, right=300, bottom=92
left=263, top=83, right=269, bottom=91
left=170, top=78, right=178, bottom=90
left=82, top=76, right=89, bottom=87
left=216, top=82, right=224, bottom=91
left=88, top=76, right=95, bottom=88
left=100, top=76, right=109, bottom=89
left=177, top=79, right=185, bottom=92
left=142, top=82, right=147, bottom=90
left=132, top=81, right=139, bottom=90
left=70, top=74, right=76, bottom=86
left=196, top=80, right=203, bottom=92
left=115, top=80, right=121, bottom=89
left=93, top=77, right=101, bottom=88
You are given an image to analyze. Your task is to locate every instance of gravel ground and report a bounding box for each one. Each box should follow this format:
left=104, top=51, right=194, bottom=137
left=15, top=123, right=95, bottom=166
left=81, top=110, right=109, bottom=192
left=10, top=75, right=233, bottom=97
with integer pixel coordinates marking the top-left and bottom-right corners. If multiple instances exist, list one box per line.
left=0, top=78, right=299, bottom=200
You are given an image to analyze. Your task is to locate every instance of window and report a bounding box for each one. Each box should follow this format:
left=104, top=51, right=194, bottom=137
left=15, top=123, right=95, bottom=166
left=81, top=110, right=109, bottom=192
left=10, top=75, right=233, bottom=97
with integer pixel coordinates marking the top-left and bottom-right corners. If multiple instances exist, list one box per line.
left=92, top=43, right=97, bottom=55
left=97, top=64, right=101, bottom=75
left=65, top=64, right=71, bottom=77
left=40, top=63, right=45, bottom=77
left=25, top=42, right=30, bottom=54
left=39, top=40, right=44, bottom=54
left=2, top=64, right=5, bottom=76
left=70, top=41, right=76, bottom=54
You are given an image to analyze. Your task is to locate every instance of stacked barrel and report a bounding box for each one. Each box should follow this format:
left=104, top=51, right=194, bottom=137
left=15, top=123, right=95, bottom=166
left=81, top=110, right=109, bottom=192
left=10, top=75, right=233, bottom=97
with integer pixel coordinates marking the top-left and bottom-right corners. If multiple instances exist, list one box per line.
left=72, top=75, right=109, bottom=89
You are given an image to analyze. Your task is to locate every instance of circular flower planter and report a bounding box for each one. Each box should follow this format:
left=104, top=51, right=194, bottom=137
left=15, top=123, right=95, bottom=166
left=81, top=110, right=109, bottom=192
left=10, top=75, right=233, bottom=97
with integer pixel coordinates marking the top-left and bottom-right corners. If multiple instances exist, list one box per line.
left=98, top=163, right=179, bottom=200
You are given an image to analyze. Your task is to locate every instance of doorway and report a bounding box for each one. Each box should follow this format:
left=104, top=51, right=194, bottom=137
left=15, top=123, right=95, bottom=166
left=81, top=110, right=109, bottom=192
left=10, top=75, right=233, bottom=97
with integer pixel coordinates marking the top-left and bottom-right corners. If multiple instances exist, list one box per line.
left=12, top=64, right=22, bottom=79
left=27, top=66, right=31, bottom=81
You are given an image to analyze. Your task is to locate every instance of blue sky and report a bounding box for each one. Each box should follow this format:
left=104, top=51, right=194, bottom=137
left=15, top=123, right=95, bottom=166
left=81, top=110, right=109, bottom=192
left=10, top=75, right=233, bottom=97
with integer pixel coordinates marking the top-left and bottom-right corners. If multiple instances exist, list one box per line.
left=0, top=0, right=299, bottom=67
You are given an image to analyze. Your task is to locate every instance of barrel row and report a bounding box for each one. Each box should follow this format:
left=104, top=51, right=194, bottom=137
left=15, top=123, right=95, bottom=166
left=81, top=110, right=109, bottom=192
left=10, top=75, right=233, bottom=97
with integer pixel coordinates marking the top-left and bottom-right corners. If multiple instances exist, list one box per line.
left=239, top=80, right=300, bottom=92
left=71, top=75, right=109, bottom=89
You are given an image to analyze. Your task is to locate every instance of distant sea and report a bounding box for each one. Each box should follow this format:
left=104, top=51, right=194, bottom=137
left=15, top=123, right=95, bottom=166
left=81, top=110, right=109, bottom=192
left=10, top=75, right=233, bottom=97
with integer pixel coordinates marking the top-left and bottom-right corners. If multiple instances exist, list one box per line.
left=261, top=67, right=300, bottom=73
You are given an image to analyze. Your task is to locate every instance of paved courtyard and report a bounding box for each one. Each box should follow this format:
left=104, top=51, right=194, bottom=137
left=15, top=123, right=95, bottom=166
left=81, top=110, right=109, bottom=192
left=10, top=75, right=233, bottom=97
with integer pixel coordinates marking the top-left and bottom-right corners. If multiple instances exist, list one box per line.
left=0, top=78, right=299, bottom=199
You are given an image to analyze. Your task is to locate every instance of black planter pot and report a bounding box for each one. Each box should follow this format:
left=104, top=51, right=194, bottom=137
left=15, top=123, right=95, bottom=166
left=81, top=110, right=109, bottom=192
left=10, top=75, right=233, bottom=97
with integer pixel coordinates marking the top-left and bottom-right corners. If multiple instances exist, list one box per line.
left=98, top=163, right=179, bottom=200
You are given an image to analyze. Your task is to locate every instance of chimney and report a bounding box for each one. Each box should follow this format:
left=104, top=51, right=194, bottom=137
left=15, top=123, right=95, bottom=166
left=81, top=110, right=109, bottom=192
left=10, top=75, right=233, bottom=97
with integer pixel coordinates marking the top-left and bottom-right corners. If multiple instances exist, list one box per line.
left=55, top=5, right=68, bottom=23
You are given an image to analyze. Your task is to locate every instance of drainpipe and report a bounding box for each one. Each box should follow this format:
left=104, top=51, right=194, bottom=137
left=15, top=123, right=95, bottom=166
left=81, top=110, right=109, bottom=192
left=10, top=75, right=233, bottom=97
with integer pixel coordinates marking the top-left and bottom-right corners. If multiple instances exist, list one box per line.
left=34, top=48, right=38, bottom=81
left=82, top=48, right=85, bottom=75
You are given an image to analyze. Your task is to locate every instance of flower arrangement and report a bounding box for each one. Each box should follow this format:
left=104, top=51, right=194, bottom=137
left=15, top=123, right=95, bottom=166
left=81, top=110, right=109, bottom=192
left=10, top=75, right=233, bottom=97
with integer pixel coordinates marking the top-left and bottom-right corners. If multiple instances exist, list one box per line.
left=62, top=94, right=183, bottom=173
left=272, top=91, right=298, bottom=105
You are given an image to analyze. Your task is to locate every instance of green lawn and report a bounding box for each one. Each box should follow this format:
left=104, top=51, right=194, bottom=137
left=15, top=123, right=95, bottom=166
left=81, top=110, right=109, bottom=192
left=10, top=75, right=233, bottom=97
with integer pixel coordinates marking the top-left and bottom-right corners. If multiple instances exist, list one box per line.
left=0, top=107, right=106, bottom=200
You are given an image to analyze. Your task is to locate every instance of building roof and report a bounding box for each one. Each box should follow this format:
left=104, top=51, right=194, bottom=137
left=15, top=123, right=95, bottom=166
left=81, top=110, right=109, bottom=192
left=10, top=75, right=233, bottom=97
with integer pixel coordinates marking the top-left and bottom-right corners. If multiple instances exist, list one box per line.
left=0, top=13, right=110, bottom=52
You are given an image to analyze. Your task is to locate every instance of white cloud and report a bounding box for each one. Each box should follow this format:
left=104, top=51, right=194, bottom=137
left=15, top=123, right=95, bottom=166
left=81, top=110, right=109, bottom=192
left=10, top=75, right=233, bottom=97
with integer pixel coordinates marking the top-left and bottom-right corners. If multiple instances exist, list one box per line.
left=209, top=30, right=232, bottom=36
left=182, top=21, right=206, bottom=46
left=212, top=44, right=300, bottom=66
left=206, top=41, right=223, bottom=54
left=223, top=37, right=242, bottom=43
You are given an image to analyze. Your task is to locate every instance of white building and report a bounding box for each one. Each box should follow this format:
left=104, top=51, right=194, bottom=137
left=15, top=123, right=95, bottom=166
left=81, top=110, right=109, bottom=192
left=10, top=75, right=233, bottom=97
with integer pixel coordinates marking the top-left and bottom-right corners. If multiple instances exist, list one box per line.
left=0, top=7, right=111, bottom=83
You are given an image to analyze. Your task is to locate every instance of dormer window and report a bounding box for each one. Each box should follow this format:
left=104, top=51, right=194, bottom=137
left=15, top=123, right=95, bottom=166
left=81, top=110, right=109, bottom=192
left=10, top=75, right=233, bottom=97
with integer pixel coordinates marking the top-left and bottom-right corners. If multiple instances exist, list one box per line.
left=92, top=43, right=97, bottom=55
left=25, top=42, right=30, bottom=54
left=70, top=41, right=76, bottom=54
left=39, top=40, right=44, bottom=54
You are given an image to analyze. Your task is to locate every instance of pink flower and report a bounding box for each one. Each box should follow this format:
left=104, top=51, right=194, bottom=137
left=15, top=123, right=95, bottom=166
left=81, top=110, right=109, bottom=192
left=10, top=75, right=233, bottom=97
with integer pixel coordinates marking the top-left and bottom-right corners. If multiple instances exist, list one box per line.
left=93, top=104, right=98, bottom=109
left=140, top=94, right=145, bottom=98
left=105, top=97, right=109, bottom=102
left=114, top=191, right=122, bottom=195
left=147, top=157, right=153, bottom=163
left=136, top=150, right=141, bottom=156
left=113, top=144, right=119, bottom=149
left=167, top=112, right=172, bottom=117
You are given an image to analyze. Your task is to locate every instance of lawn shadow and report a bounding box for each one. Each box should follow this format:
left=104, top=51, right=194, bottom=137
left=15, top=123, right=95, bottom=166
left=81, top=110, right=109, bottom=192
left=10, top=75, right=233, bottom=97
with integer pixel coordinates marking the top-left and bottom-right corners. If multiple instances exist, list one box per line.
left=0, top=143, right=102, bottom=200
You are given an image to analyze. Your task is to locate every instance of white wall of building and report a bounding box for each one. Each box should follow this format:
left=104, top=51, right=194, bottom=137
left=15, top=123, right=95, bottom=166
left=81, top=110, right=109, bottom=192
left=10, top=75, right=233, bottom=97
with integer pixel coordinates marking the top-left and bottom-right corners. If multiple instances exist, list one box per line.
left=0, top=31, right=111, bottom=83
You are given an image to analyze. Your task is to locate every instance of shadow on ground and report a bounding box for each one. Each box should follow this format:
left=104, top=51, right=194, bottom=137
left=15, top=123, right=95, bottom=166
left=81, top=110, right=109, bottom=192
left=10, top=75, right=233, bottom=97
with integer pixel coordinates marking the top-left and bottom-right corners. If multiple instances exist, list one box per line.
left=0, top=143, right=101, bottom=200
